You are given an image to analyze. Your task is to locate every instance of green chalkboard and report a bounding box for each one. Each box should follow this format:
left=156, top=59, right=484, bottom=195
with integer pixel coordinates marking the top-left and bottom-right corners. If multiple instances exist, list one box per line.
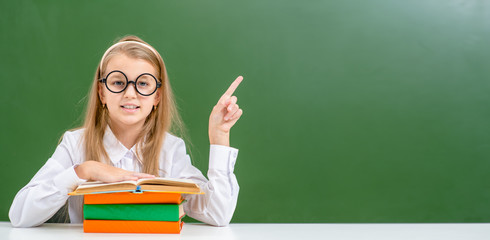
left=1, top=0, right=490, bottom=223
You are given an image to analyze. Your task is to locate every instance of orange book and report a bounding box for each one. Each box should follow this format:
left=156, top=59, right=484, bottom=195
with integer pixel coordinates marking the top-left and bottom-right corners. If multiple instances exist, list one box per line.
left=83, top=219, right=184, bottom=234
left=84, top=192, right=183, bottom=204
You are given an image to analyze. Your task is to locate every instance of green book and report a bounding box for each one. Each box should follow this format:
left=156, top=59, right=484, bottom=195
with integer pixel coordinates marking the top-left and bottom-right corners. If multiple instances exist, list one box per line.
left=83, top=203, right=184, bottom=221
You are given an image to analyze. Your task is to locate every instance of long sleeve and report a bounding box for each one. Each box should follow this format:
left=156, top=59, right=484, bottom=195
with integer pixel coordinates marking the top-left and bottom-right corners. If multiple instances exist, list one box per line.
left=9, top=131, right=85, bottom=227
left=167, top=138, right=239, bottom=227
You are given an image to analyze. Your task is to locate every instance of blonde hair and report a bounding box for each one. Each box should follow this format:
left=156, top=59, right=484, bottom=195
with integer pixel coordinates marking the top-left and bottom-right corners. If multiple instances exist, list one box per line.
left=81, top=35, right=185, bottom=175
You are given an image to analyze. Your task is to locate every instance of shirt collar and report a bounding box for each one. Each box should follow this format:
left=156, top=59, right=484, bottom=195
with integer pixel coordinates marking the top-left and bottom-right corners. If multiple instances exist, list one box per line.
left=103, top=126, right=142, bottom=165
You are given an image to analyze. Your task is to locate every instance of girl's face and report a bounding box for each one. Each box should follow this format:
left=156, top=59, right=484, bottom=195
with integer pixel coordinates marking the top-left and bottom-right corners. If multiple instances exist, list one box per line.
left=99, top=53, right=160, bottom=130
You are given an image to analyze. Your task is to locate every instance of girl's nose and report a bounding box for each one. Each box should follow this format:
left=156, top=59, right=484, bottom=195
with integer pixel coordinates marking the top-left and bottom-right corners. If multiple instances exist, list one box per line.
left=123, top=82, right=138, bottom=98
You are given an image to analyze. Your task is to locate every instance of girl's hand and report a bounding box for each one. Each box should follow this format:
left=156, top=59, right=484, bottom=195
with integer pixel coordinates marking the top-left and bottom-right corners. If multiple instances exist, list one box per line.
left=209, top=76, right=244, bottom=146
left=75, top=161, right=155, bottom=183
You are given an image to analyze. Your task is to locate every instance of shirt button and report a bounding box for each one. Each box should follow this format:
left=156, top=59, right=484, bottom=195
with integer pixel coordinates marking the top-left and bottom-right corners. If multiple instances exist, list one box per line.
left=233, top=152, right=238, bottom=158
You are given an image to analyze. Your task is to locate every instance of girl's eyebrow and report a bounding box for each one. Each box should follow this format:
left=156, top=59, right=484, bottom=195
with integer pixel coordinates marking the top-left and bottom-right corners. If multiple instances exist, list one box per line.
left=104, top=70, right=158, bottom=78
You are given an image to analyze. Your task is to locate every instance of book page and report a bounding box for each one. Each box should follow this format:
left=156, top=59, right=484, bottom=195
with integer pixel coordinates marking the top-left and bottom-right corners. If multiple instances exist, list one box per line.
left=76, top=180, right=138, bottom=189
left=137, top=177, right=197, bottom=187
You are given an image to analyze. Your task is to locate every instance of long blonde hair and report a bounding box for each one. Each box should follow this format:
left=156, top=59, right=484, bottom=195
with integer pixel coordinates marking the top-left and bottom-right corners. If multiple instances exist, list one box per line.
left=81, top=35, right=185, bottom=175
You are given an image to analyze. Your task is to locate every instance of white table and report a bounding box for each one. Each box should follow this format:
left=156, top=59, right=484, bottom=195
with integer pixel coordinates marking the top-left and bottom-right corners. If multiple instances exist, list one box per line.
left=1, top=222, right=489, bottom=240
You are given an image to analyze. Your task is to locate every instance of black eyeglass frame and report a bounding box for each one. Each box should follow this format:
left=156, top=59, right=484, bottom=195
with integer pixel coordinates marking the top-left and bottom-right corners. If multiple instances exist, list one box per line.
left=99, top=70, right=162, bottom=96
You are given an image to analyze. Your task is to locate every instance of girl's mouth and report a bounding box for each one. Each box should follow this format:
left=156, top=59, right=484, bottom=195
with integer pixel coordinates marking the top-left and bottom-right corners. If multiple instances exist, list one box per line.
left=121, top=105, right=140, bottom=112
left=121, top=105, right=139, bottom=109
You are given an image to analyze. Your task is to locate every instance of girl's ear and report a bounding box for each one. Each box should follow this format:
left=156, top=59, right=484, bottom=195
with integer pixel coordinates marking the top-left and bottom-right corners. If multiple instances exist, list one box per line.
left=98, top=83, right=106, bottom=104
left=154, top=88, right=161, bottom=106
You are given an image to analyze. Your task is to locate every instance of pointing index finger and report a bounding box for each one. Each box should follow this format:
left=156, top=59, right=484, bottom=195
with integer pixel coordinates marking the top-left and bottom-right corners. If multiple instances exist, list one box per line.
left=222, top=76, right=243, bottom=98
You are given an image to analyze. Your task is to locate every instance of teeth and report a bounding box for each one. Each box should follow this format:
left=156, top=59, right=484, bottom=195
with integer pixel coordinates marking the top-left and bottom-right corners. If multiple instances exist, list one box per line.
left=122, top=105, right=138, bottom=109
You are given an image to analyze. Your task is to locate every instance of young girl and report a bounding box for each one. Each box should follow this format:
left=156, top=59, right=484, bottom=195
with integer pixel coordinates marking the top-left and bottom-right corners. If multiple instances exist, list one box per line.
left=9, top=35, right=243, bottom=227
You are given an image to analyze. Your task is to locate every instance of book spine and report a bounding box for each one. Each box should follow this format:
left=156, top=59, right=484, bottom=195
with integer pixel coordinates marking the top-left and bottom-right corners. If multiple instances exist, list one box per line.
left=84, top=192, right=182, bottom=204
left=83, top=219, right=183, bottom=234
left=84, top=204, right=182, bottom=221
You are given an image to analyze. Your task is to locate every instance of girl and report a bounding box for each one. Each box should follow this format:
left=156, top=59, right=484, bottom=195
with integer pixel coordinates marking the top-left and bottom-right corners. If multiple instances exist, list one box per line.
left=9, top=35, right=243, bottom=227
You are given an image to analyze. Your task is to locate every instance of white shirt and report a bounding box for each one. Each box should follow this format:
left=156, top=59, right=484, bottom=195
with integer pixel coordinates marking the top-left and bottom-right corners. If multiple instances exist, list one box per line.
left=9, top=127, right=239, bottom=227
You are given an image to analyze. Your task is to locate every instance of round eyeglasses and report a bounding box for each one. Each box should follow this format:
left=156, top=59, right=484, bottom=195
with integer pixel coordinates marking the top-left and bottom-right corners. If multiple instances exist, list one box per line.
left=99, top=70, right=162, bottom=96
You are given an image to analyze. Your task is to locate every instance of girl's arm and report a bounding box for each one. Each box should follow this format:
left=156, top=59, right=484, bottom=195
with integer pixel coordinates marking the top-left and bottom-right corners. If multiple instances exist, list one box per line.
left=9, top=131, right=85, bottom=227
left=169, top=76, right=243, bottom=226
left=9, top=131, right=154, bottom=227
left=74, top=161, right=154, bottom=182
left=169, top=138, right=239, bottom=226
left=208, top=76, right=243, bottom=147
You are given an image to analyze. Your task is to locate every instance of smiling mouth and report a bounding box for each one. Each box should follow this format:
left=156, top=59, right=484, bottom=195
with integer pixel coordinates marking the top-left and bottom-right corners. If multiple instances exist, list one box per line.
left=121, top=105, right=140, bottom=109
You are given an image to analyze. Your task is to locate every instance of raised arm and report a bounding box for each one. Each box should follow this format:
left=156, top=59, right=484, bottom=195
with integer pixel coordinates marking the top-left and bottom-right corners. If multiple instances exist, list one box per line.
left=167, top=77, right=244, bottom=226
left=208, top=76, right=244, bottom=146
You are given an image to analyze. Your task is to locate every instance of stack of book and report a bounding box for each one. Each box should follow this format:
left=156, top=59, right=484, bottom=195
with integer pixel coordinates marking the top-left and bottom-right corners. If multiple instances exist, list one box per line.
left=69, top=178, right=202, bottom=234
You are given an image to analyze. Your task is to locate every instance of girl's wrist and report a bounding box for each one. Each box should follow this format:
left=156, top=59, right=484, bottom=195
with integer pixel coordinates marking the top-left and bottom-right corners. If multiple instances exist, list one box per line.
left=209, top=131, right=230, bottom=146
left=74, top=161, right=93, bottom=180
left=74, top=162, right=87, bottom=180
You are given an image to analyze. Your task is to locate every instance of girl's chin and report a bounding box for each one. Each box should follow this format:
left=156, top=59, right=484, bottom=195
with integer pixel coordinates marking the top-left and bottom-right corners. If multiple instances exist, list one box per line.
left=108, top=117, right=146, bottom=129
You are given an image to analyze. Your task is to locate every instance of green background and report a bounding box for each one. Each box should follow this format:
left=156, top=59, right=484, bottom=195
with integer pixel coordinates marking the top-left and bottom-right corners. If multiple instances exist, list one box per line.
left=1, top=0, right=490, bottom=223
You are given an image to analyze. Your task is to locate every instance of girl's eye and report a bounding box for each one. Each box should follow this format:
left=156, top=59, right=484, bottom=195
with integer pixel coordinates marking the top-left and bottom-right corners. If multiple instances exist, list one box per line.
left=138, top=81, right=149, bottom=87
left=113, top=81, right=125, bottom=86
